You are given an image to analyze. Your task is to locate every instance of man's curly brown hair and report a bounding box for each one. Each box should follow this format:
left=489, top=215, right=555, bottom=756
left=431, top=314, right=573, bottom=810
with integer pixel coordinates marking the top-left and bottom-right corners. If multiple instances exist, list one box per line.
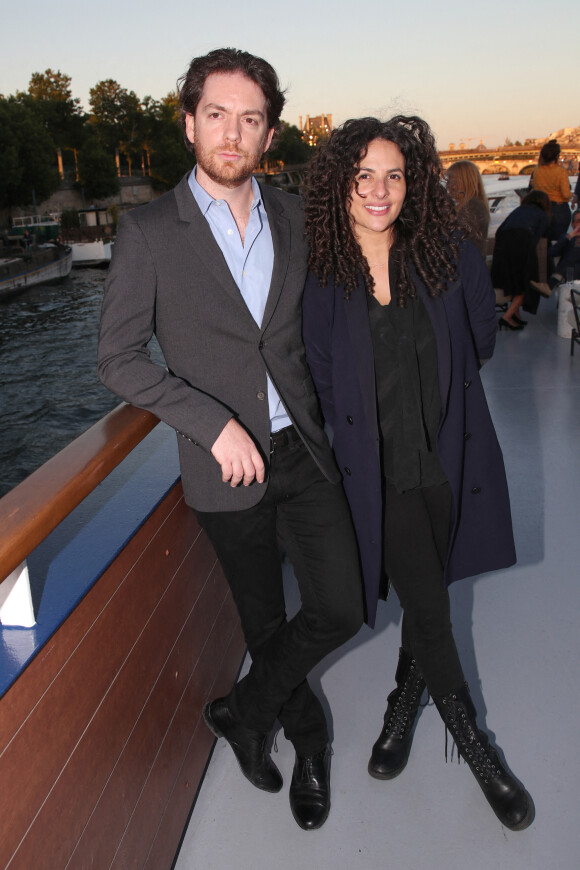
left=305, top=115, right=462, bottom=305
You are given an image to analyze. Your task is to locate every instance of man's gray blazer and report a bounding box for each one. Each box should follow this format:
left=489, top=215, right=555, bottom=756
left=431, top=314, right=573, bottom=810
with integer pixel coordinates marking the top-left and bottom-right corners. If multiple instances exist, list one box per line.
left=97, top=173, right=340, bottom=511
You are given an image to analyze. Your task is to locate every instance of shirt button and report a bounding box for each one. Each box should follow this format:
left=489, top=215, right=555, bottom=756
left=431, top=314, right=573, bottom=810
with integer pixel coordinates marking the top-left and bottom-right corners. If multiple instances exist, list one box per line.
left=471, top=486, right=481, bottom=494
left=346, top=415, right=353, bottom=424
left=227, top=228, right=234, bottom=235
left=257, top=391, right=266, bottom=401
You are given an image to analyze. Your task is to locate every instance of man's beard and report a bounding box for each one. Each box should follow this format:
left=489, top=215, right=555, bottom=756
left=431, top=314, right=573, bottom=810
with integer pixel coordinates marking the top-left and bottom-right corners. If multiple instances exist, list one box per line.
left=195, top=141, right=265, bottom=189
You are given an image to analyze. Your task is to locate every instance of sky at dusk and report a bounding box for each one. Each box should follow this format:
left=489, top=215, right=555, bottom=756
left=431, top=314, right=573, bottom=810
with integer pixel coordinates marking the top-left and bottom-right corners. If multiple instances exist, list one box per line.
left=2, top=0, right=577, bottom=151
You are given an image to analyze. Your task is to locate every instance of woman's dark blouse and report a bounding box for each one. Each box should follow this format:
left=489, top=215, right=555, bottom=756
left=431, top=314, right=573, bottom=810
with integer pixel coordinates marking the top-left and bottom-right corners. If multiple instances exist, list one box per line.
left=367, top=289, right=447, bottom=493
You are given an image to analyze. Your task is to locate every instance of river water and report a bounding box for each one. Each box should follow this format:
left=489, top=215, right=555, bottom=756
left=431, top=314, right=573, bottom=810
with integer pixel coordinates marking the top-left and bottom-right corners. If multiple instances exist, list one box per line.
left=0, top=175, right=568, bottom=501
left=0, top=269, right=119, bottom=498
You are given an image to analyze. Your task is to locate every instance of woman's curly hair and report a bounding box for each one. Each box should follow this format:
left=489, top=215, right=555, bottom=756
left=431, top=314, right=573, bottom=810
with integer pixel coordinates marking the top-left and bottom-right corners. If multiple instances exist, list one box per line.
left=304, top=116, right=462, bottom=305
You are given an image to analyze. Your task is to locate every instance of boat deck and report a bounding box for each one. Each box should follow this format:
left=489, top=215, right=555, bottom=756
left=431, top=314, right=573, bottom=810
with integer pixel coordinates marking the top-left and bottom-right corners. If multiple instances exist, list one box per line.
left=175, top=293, right=579, bottom=870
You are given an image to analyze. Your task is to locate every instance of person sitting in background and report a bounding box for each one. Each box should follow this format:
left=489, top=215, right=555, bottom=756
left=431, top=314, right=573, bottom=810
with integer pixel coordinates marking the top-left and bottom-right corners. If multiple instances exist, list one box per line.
left=531, top=140, right=571, bottom=243
left=491, top=190, right=551, bottom=329
left=571, top=173, right=580, bottom=208
left=446, top=160, right=490, bottom=258
left=548, top=209, right=580, bottom=287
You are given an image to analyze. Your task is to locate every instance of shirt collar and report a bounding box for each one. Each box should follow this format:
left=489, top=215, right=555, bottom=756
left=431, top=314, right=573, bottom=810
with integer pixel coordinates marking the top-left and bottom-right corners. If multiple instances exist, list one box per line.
left=189, top=166, right=263, bottom=215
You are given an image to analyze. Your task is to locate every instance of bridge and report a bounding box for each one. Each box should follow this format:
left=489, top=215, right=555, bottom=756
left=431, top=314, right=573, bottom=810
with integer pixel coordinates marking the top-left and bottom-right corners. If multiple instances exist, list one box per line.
left=438, top=144, right=580, bottom=176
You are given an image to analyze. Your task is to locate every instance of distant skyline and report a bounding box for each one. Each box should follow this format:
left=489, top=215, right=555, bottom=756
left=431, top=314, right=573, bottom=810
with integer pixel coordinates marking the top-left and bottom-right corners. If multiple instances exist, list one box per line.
left=2, top=0, right=577, bottom=151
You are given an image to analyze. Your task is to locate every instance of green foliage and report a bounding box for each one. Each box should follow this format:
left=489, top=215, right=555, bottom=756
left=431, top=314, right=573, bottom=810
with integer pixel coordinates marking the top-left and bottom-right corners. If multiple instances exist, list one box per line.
left=29, top=69, right=74, bottom=102
left=141, top=94, right=193, bottom=190
left=89, top=79, right=142, bottom=160
left=107, top=205, right=119, bottom=231
left=268, top=123, right=312, bottom=166
left=0, top=96, right=60, bottom=208
left=77, top=136, right=119, bottom=199
left=28, top=69, right=86, bottom=151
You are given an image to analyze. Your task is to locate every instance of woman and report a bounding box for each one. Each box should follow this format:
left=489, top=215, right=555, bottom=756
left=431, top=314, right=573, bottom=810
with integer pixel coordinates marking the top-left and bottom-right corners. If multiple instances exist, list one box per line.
left=531, top=139, right=571, bottom=242
left=491, top=190, right=551, bottom=328
left=303, top=116, right=533, bottom=831
left=446, top=160, right=490, bottom=258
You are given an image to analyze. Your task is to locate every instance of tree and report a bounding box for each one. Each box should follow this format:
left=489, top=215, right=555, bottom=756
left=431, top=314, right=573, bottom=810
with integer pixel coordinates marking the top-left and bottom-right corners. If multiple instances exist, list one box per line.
left=268, top=122, right=311, bottom=165
left=27, top=69, right=86, bottom=170
left=89, top=79, right=142, bottom=170
left=77, top=135, right=119, bottom=199
left=29, top=69, right=76, bottom=102
left=141, top=92, right=193, bottom=190
left=0, top=96, right=60, bottom=209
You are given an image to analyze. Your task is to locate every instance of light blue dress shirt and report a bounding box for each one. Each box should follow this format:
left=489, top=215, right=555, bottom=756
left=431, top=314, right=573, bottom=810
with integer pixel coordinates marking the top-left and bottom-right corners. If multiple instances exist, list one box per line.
left=189, top=168, right=292, bottom=432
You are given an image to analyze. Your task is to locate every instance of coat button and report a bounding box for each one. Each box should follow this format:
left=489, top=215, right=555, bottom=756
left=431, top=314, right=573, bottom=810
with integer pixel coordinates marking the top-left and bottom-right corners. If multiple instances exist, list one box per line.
left=258, top=341, right=265, bottom=350
left=464, top=432, right=472, bottom=441
left=344, top=467, right=352, bottom=475
left=464, top=379, right=472, bottom=389
left=257, top=391, right=266, bottom=400
left=471, top=486, right=481, bottom=494
left=346, top=415, right=353, bottom=424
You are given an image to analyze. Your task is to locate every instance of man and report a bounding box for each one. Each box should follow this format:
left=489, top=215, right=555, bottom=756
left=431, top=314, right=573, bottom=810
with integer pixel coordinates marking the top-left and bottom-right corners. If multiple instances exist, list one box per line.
left=548, top=208, right=580, bottom=287
left=97, top=48, right=363, bottom=830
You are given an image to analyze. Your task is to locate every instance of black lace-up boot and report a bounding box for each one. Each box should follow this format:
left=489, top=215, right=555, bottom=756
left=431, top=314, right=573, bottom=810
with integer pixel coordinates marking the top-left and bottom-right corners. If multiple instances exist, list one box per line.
left=368, top=648, right=427, bottom=780
left=434, top=683, right=534, bottom=831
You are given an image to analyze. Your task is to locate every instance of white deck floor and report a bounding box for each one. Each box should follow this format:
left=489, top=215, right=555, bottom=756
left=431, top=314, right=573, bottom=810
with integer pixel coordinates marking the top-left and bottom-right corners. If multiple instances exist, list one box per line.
left=175, top=291, right=580, bottom=870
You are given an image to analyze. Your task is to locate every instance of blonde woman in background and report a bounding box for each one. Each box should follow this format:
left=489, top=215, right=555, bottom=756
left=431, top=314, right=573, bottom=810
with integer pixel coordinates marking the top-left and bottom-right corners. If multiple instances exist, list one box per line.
left=446, top=160, right=490, bottom=258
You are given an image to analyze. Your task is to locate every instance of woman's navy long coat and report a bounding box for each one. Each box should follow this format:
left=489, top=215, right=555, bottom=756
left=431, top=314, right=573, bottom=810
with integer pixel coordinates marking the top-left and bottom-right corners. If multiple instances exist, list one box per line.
left=303, top=241, right=516, bottom=627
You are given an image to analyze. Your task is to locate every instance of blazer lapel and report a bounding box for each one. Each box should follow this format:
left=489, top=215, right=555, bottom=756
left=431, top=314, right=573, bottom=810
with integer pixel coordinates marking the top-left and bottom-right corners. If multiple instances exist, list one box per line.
left=260, top=185, right=291, bottom=331
left=173, top=175, right=260, bottom=328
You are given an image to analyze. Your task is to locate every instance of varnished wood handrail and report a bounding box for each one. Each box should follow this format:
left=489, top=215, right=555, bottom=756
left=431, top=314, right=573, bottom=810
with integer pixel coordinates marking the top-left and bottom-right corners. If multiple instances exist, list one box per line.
left=0, top=404, right=159, bottom=583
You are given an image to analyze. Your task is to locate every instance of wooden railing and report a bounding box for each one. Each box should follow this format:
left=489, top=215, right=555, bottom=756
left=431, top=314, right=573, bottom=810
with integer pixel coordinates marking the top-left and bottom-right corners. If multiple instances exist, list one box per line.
left=0, top=402, right=246, bottom=869
left=0, top=403, right=159, bottom=584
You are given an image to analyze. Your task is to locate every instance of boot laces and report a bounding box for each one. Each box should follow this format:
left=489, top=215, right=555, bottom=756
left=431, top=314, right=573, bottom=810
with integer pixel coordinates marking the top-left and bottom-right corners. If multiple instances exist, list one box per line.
left=383, top=663, right=427, bottom=738
left=442, top=697, right=501, bottom=781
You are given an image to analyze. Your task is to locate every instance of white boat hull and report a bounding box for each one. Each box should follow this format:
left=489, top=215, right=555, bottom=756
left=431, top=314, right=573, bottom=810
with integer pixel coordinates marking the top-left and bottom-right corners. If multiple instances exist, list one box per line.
left=71, top=239, right=114, bottom=268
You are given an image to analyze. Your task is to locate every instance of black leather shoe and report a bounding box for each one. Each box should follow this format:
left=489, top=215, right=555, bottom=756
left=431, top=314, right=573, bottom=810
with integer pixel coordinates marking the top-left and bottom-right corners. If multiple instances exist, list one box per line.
left=202, top=698, right=282, bottom=793
left=289, top=747, right=331, bottom=830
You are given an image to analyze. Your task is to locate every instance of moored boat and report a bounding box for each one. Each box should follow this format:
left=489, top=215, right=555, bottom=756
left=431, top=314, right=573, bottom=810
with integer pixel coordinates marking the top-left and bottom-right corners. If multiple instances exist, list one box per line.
left=0, top=243, right=73, bottom=301
left=70, top=238, right=114, bottom=268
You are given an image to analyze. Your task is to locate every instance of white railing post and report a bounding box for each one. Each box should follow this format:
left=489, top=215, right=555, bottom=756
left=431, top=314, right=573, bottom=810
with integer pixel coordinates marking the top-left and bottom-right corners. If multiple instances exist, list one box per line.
left=0, top=560, right=36, bottom=627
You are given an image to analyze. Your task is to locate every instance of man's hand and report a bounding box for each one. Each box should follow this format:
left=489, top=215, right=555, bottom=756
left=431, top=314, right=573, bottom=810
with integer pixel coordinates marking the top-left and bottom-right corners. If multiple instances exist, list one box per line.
left=211, top=418, right=265, bottom=487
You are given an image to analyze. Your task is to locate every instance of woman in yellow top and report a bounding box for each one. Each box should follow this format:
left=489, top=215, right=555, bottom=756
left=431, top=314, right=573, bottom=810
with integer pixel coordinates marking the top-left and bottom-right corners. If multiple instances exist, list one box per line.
left=532, top=139, right=571, bottom=241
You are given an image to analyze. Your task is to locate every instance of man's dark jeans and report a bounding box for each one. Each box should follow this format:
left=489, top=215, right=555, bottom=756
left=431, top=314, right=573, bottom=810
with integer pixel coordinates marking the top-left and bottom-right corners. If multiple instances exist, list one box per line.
left=196, top=435, right=363, bottom=757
